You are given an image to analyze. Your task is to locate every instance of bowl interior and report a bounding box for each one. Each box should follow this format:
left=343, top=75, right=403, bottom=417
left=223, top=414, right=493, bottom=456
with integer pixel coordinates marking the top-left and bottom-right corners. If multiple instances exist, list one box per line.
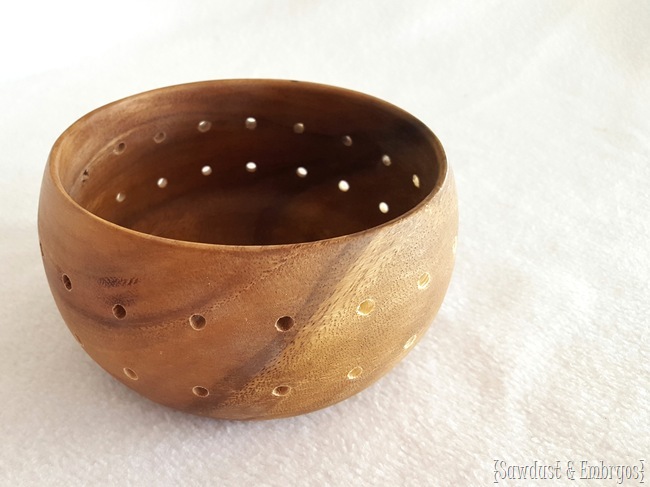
left=54, top=81, right=443, bottom=245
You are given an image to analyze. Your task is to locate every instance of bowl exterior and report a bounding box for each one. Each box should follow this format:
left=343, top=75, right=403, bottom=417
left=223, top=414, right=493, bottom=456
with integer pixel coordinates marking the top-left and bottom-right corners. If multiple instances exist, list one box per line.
left=38, top=88, right=457, bottom=420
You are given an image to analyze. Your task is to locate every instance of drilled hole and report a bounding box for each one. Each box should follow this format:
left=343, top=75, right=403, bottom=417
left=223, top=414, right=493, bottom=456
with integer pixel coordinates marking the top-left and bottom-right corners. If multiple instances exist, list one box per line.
left=246, top=162, right=257, bottom=173
left=296, top=167, right=308, bottom=178
left=245, top=117, right=257, bottom=130
left=379, top=202, right=389, bottom=214
left=293, top=122, right=305, bottom=134
left=74, top=333, right=83, bottom=346
left=342, top=135, right=353, bottom=146
left=404, top=334, right=417, bottom=350
left=153, top=132, right=166, bottom=143
left=272, top=385, right=292, bottom=397
left=356, top=299, right=375, bottom=316
left=412, top=174, right=420, bottom=188
left=192, top=386, right=209, bottom=397
left=39, top=242, right=44, bottom=257
left=201, top=165, right=213, bottom=176
left=417, top=272, right=431, bottom=290
left=62, top=274, right=72, bottom=291
left=347, top=366, right=363, bottom=380
left=382, top=154, right=392, bottom=166
left=112, top=304, right=126, bottom=319
left=275, top=316, right=295, bottom=332
left=338, top=180, right=350, bottom=192
left=114, top=142, right=126, bottom=154
left=123, top=368, right=138, bottom=380
left=157, top=177, right=168, bottom=188
left=189, top=314, right=206, bottom=330
left=197, top=120, right=211, bottom=132
left=116, top=192, right=126, bottom=203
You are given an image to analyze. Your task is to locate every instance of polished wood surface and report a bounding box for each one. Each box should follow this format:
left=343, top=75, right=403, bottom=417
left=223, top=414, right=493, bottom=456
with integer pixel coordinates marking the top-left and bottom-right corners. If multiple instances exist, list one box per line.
left=38, top=80, right=458, bottom=419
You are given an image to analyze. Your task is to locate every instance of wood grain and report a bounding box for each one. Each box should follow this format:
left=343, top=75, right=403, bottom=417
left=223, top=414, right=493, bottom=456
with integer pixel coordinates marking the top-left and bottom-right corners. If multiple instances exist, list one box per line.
left=38, top=80, right=458, bottom=419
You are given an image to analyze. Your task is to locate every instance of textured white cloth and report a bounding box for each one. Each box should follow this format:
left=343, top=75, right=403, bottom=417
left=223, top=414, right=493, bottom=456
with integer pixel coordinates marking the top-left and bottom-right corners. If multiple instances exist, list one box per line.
left=1, top=1, right=648, bottom=485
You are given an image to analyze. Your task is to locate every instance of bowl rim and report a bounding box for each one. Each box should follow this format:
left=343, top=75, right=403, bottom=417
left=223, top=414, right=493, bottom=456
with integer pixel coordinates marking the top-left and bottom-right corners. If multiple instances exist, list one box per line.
left=45, top=79, right=449, bottom=251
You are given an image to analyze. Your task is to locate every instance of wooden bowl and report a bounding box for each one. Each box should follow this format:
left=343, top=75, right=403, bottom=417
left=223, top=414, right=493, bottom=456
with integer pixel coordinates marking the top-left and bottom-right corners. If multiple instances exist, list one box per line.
left=38, top=80, right=458, bottom=420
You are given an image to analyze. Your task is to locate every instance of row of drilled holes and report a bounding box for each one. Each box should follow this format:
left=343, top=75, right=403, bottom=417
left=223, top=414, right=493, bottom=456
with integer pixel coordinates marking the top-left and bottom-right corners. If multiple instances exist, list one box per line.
left=114, top=117, right=330, bottom=154
left=56, top=237, right=455, bottom=302
left=62, top=276, right=431, bottom=324
left=121, top=331, right=419, bottom=399
left=60, top=271, right=432, bottom=313
left=61, top=270, right=431, bottom=399
left=116, top=169, right=415, bottom=215
left=111, top=117, right=421, bottom=216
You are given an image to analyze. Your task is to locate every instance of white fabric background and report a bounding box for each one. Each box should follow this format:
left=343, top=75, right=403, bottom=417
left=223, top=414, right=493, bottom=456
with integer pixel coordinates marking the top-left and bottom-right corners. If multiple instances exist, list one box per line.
left=1, top=1, right=648, bottom=485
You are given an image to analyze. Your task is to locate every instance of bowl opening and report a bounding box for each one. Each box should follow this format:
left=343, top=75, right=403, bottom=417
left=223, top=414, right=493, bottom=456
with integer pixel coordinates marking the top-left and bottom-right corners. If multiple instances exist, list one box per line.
left=52, top=80, right=445, bottom=245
